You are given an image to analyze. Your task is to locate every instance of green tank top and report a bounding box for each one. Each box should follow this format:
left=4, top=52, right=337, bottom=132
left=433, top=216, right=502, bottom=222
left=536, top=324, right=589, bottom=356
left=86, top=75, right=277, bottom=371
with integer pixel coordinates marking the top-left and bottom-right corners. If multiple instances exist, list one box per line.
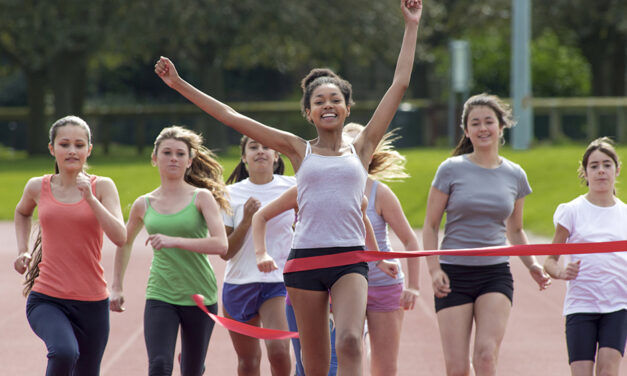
left=143, top=191, right=217, bottom=306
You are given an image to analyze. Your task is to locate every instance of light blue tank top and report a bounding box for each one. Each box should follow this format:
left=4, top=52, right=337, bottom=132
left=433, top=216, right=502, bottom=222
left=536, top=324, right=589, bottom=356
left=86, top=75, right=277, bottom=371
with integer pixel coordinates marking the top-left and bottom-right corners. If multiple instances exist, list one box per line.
left=366, top=181, right=404, bottom=286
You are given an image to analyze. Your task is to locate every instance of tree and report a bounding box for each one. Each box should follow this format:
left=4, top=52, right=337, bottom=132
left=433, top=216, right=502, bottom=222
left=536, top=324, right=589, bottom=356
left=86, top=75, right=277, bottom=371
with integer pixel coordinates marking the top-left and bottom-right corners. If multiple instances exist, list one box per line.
left=534, top=0, right=626, bottom=96
left=0, top=0, right=121, bottom=154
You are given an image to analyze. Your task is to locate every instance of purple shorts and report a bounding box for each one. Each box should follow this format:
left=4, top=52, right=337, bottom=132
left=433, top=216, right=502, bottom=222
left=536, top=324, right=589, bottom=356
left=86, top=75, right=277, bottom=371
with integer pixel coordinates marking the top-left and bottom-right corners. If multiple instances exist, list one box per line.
left=367, top=283, right=403, bottom=312
left=222, top=282, right=286, bottom=322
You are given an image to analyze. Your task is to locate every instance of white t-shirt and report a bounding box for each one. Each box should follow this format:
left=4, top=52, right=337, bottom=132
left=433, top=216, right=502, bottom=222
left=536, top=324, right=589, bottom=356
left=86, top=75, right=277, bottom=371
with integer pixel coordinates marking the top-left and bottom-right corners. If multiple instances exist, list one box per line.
left=223, top=175, right=296, bottom=284
left=553, top=195, right=627, bottom=315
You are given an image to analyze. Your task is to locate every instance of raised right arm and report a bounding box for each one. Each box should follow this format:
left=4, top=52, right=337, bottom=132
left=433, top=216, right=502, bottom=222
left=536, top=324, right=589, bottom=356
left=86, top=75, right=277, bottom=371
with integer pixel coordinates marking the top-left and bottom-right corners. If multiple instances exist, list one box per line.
left=155, top=57, right=305, bottom=167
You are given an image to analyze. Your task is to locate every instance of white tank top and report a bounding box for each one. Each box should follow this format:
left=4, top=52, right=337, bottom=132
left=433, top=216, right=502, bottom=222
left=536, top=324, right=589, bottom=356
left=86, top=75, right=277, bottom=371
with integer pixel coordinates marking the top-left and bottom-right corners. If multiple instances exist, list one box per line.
left=292, top=141, right=367, bottom=248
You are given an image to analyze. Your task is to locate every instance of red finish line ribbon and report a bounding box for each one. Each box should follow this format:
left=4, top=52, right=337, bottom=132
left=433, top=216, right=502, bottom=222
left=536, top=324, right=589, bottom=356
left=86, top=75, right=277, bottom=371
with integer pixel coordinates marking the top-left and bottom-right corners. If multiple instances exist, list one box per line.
left=192, top=240, right=627, bottom=340
left=192, top=294, right=299, bottom=340
left=283, top=240, right=627, bottom=273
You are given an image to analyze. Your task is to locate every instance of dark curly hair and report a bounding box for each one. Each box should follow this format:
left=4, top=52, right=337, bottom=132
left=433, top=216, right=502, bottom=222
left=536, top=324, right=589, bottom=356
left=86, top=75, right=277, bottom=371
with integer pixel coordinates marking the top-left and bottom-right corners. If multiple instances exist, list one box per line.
left=300, top=68, right=354, bottom=122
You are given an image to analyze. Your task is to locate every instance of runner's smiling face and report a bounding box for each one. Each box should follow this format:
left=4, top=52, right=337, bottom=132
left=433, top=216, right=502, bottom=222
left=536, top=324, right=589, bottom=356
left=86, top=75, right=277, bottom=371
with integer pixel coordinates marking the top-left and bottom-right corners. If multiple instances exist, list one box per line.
left=464, top=105, right=502, bottom=150
left=306, top=83, right=350, bottom=132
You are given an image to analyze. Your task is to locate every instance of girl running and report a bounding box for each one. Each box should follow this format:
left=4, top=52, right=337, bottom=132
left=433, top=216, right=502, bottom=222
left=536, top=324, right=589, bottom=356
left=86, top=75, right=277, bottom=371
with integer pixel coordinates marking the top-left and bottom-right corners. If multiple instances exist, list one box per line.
left=251, top=167, right=397, bottom=376
left=14, top=115, right=126, bottom=375
left=221, top=135, right=295, bottom=375
left=110, top=126, right=229, bottom=376
left=544, top=137, right=627, bottom=376
left=423, top=94, right=551, bottom=376
left=154, top=2, right=421, bottom=373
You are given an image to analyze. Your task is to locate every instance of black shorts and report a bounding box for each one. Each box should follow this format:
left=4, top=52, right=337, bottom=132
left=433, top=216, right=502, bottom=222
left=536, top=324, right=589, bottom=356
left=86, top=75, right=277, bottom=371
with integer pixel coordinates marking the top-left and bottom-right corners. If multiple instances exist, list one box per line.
left=565, top=309, right=627, bottom=363
left=434, top=262, right=514, bottom=312
left=283, top=246, right=369, bottom=291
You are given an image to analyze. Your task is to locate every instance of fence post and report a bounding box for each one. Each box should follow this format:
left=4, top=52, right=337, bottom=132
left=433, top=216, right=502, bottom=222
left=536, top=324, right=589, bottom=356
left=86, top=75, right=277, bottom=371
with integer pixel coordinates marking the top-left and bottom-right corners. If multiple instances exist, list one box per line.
left=617, top=107, right=626, bottom=143
left=136, top=118, right=146, bottom=155
left=586, top=107, right=599, bottom=140
left=549, top=107, right=563, bottom=140
left=101, top=117, right=111, bottom=155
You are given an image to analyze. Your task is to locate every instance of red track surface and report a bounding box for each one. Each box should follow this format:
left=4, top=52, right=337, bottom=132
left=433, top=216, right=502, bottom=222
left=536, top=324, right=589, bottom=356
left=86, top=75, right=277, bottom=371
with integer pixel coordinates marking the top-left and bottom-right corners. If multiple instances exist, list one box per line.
left=1, top=221, right=624, bottom=375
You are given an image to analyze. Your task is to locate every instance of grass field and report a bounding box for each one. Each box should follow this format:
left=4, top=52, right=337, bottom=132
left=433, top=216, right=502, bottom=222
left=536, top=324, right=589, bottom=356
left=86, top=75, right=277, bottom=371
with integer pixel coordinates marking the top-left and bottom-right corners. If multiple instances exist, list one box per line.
left=1, top=142, right=623, bottom=236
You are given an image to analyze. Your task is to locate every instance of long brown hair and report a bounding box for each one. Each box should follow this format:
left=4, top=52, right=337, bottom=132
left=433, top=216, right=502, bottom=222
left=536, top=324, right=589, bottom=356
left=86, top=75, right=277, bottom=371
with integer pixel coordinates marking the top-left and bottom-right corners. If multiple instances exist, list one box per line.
left=225, top=135, right=286, bottom=184
left=24, top=115, right=92, bottom=296
left=153, top=126, right=230, bottom=212
left=452, top=93, right=515, bottom=156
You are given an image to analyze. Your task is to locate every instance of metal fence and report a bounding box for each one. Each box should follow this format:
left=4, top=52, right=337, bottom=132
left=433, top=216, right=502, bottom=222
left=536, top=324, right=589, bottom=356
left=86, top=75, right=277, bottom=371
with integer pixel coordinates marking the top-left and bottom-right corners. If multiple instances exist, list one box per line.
left=1, top=97, right=626, bottom=153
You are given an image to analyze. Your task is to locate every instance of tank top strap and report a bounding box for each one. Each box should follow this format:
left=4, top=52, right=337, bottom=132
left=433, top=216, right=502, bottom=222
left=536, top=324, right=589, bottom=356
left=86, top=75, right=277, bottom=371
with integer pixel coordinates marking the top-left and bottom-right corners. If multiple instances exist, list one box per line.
left=367, top=180, right=379, bottom=211
left=349, top=142, right=357, bottom=155
left=191, top=190, right=199, bottom=204
left=42, top=174, right=52, bottom=190
left=305, top=141, right=312, bottom=156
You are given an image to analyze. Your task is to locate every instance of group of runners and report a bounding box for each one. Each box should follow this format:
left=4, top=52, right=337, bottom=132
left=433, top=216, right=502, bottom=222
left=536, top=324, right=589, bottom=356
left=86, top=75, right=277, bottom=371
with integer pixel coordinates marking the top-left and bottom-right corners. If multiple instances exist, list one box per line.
left=12, top=0, right=626, bottom=375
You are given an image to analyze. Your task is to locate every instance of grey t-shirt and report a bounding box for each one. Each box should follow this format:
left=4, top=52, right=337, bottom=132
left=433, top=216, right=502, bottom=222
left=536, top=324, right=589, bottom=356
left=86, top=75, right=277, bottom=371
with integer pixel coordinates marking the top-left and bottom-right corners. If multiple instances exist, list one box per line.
left=432, top=154, right=532, bottom=266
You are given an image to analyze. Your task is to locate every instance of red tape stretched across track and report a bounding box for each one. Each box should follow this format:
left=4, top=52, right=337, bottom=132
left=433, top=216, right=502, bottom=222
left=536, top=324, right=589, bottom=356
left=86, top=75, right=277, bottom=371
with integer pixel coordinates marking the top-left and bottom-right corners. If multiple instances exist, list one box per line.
left=192, top=294, right=299, bottom=339
left=284, top=240, right=627, bottom=273
left=194, top=240, right=627, bottom=340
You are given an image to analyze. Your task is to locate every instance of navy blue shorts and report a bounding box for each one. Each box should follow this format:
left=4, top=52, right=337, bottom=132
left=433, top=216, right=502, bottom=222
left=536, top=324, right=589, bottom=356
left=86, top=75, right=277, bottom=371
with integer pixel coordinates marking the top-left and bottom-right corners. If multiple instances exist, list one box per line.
left=283, top=246, right=369, bottom=291
left=434, top=263, right=514, bottom=312
left=222, top=282, right=287, bottom=322
left=565, top=309, right=627, bottom=363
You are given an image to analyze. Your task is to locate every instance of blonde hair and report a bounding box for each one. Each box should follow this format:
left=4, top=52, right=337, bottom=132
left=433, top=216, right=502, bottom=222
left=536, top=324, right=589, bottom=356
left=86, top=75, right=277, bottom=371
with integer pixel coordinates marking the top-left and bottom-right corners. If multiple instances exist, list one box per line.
left=153, top=126, right=230, bottom=212
left=343, top=122, right=409, bottom=181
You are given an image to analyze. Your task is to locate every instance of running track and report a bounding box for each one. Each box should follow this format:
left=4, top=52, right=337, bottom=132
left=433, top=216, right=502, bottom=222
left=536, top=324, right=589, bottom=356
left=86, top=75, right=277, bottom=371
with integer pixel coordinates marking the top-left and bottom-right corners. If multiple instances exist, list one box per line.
left=1, top=221, right=624, bottom=375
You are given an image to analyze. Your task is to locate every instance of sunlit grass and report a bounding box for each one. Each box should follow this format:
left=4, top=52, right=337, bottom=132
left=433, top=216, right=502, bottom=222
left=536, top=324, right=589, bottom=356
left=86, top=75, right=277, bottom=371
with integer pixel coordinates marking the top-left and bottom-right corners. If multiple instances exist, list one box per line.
left=2, top=142, right=624, bottom=237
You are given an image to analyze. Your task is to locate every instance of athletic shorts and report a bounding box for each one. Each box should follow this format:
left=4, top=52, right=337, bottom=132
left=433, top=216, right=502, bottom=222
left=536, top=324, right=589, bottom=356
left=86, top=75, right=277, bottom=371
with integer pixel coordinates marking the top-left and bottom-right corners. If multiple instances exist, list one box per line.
left=367, top=283, right=403, bottom=312
left=434, top=262, right=514, bottom=313
left=222, top=282, right=286, bottom=322
left=565, top=309, right=627, bottom=363
left=283, top=246, right=368, bottom=291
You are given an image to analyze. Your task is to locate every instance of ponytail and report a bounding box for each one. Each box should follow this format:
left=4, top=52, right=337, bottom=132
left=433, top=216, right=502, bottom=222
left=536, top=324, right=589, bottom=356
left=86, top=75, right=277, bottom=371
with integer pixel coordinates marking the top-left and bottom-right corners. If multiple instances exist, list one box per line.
left=452, top=134, right=474, bottom=156
left=226, top=161, right=249, bottom=185
left=23, top=226, right=42, bottom=296
left=185, top=145, right=230, bottom=213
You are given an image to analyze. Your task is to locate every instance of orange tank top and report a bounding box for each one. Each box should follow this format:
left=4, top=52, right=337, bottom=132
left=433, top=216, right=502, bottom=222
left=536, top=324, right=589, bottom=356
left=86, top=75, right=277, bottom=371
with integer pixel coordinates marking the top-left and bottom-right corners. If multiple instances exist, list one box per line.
left=32, top=174, right=107, bottom=301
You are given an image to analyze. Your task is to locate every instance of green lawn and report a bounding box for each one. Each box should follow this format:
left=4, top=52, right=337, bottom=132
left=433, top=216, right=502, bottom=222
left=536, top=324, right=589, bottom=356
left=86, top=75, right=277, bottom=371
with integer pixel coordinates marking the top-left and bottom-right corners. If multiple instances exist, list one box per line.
left=2, top=143, right=622, bottom=237
left=386, top=143, right=624, bottom=237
